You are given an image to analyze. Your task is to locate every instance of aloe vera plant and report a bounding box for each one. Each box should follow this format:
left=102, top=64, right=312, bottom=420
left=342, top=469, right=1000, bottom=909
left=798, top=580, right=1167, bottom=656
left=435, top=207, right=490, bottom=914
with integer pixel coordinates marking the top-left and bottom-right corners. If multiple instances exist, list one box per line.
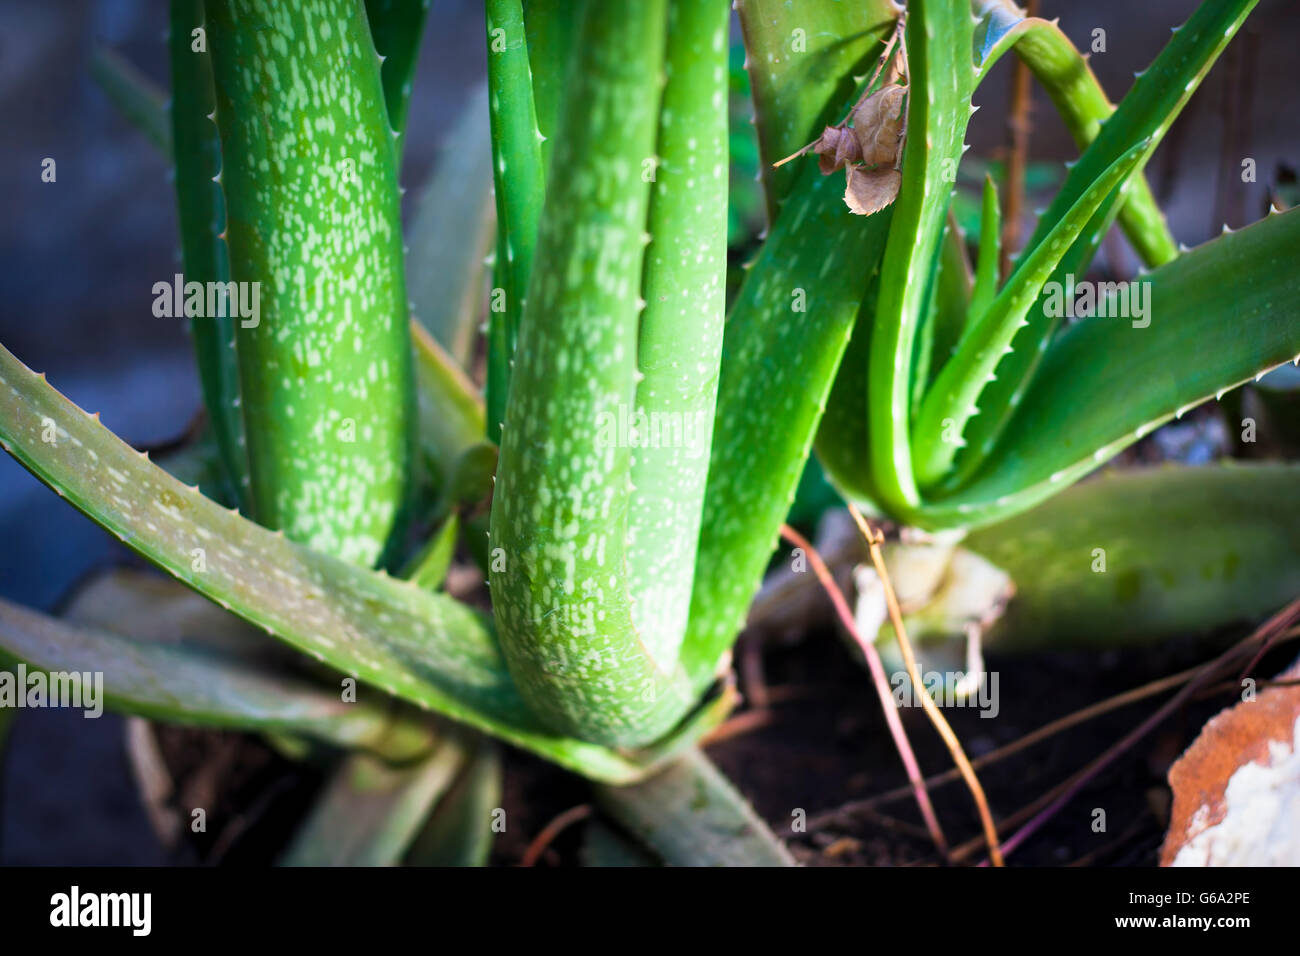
left=2, top=0, right=1298, bottom=867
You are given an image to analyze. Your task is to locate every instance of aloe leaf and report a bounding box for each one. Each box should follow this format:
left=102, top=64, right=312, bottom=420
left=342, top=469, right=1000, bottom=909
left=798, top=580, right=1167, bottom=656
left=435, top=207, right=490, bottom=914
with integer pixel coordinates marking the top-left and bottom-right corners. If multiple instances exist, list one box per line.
left=0, top=596, right=432, bottom=758
left=406, top=83, right=495, bottom=371
left=484, top=0, right=546, bottom=443
left=968, top=464, right=1300, bottom=651
left=90, top=47, right=171, bottom=155
left=593, top=748, right=795, bottom=867
left=813, top=277, right=885, bottom=512
left=365, top=0, right=431, bottom=156
left=972, top=0, right=1178, bottom=267
left=205, top=0, right=413, bottom=567
left=735, top=0, right=897, bottom=218
left=968, top=174, right=1000, bottom=324
left=949, top=0, right=1257, bottom=494
left=281, top=729, right=468, bottom=866
left=490, top=0, right=705, bottom=747
left=912, top=139, right=1149, bottom=487
left=412, top=321, right=486, bottom=495
left=867, top=0, right=977, bottom=514
left=405, top=738, right=502, bottom=866
left=581, top=818, right=661, bottom=867
left=521, top=0, right=578, bottom=179
left=685, top=171, right=893, bottom=689
left=402, top=512, right=459, bottom=591
left=169, top=0, right=249, bottom=514
left=627, top=0, right=729, bottom=673
left=928, top=209, right=975, bottom=384
left=907, top=208, right=1300, bottom=528
left=0, top=342, right=699, bottom=783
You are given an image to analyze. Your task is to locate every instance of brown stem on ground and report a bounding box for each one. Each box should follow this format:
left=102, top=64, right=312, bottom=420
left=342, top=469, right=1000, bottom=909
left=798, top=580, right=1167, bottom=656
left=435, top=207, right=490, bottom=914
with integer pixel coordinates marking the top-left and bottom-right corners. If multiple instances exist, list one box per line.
left=778, top=523, right=951, bottom=860
left=846, top=504, right=1004, bottom=867
left=1001, top=0, right=1037, bottom=280
left=520, top=804, right=592, bottom=867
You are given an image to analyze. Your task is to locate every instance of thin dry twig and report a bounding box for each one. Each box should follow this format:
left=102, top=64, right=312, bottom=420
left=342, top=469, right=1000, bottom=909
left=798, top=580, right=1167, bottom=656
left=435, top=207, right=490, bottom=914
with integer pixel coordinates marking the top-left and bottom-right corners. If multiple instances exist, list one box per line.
left=778, top=523, right=951, bottom=859
left=1001, top=0, right=1037, bottom=279
left=846, top=504, right=1004, bottom=867
left=520, top=804, right=593, bottom=867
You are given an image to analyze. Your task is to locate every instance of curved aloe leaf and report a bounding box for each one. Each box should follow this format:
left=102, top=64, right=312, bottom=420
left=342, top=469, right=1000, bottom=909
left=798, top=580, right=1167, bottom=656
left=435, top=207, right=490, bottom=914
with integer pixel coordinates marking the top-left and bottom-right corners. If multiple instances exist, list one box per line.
left=735, top=0, right=897, bottom=219
left=491, top=0, right=707, bottom=747
left=867, top=0, right=976, bottom=514
left=521, top=0, right=578, bottom=180
left=685, top=171, right=893, bottom=688
left=281, top=729, right=468, bottom=866
left=485, top=0, right=546, bottom=442
left=170, top=0, right=249, bottom=513
left=365, top=0, right=431, bottom=157
left=908, top=208, right=1300, bottom=528
left=405, top=738, right=501, bottom=866
left=972, top=0, right=1178, bottom=267
left=627, top=0, right=730, bottom=674
left=0, top=596, right=432, bottom=758
left=950, top=0, right=1258, bottom=491
left=968, top=464, right=1300, bottom=651
left=0, top=342, right=708, bottom=782
left=912, top=139, right=1149, bottom=487
left=593, top=748, right=796, bottom=867
left=206, top=0, right=413, bottom=567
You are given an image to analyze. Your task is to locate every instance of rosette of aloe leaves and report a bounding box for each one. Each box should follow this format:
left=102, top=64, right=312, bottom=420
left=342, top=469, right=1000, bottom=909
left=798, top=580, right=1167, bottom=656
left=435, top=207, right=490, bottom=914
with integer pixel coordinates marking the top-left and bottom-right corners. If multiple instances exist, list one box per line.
left=1, top=0, right=1297, bottom=866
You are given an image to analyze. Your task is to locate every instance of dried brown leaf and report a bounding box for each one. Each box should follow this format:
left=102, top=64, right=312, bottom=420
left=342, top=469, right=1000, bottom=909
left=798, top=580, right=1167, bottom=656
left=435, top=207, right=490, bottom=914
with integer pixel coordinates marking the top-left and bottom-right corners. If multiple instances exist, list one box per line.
left=852, top=84, right=906, bottom=168
left=845, top=165, right=901, bottom=216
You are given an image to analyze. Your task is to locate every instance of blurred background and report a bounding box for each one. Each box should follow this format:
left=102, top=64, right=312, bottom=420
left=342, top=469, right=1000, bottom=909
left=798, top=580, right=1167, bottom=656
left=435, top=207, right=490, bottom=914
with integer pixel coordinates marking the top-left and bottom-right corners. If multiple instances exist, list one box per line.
left=0, top=0, right=1296, bottom=863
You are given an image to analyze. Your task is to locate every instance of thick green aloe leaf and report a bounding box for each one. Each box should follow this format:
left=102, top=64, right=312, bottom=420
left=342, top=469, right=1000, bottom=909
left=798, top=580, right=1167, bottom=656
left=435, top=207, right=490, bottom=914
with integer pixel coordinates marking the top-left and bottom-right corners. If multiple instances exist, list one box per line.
left=927, top=210, right=975, bottom=388
left=0, top=595, right=431, bottom=758
left=593, top=748, right=795, bottom=867
left=0, top=342, right=703, bottom=783
left=685, top=171, right=893, bottom=689
left=521, top=0, right=577, bottom=179
left=735, top=0, right=897, bottom=218
left=206, top=0, right=413, bottom=567
left=404, top=738, right=501, bottom=866
left=908, top=208, right=1300, bottom=528
left=867, top=0, right=976, bottom=514
left=627, top=0, right=729, bottom=672
left=485, top=0, right=546, bottom=442
left=169, top=0, right=249, bottom=513
left=949, top=0, right=1257, bottom=494
left=406, top=83, right=495, bottom=372
left=90, top=47, right=171, bottom=155
left=968, top=464, right=1300, bottom=651
left=813, top=277, right=885, bottom=512
left=490, top=0, right=703, bottom=747
left=281, top=728, right=469, bottom=866
left=972, top=0, right=1178, bottom=267
left=912, top=140, right=1149, bottom=487
left=365, top=0, right=431, bottom=156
